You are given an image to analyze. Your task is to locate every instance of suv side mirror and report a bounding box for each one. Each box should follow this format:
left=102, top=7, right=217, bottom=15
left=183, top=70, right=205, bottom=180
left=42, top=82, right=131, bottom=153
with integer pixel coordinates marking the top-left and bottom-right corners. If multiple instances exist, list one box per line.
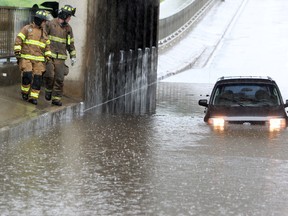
left=285, top=99, right=288, bottom=108
left=198, top=99, right=208, bottom=107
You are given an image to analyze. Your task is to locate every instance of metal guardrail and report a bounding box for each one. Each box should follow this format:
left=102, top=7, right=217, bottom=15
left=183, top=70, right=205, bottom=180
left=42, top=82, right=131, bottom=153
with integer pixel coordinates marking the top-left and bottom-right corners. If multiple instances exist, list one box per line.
left=0, top=7, right=32, bottom=60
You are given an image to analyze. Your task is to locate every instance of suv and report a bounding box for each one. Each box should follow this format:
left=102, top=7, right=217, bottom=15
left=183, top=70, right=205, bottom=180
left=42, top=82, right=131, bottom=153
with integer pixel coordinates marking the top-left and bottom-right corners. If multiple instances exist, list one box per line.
left=198, top=76, right=288, bottom=129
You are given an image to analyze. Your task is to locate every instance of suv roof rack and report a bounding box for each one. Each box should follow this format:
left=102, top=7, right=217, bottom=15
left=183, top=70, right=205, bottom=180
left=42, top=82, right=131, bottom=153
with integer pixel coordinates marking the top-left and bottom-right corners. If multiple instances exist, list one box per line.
left=217, top=76, right=273, bottom=81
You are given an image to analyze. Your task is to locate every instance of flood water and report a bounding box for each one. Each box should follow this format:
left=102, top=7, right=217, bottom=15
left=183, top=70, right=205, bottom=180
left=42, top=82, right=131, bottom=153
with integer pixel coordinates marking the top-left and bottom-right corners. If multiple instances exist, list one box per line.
left=1, top=82, right=288, bottom=215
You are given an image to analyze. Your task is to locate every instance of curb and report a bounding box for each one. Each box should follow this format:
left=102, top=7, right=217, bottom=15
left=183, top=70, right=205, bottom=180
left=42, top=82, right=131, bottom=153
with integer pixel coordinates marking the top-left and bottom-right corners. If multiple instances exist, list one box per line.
left=0, top=102, right=84, bottom=143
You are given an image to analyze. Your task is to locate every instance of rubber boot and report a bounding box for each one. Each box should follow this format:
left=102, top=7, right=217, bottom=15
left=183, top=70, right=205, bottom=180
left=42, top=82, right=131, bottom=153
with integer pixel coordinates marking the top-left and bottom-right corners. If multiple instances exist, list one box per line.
left=52, top=100, right=62, bottom=106
left=21, top=71, right=32, bottom=101
left=28, top=98, right=38, bottom=105
left=22, top=93, right=28, bottom=101
left=45, top=91, right=52, bottom=101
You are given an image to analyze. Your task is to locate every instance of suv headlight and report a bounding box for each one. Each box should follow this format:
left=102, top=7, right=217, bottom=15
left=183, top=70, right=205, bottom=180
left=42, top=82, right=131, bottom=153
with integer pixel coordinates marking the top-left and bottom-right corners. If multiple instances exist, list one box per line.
left=268, top=118, right=286, bottom=131
left=208, top=117, right=225, bottom=127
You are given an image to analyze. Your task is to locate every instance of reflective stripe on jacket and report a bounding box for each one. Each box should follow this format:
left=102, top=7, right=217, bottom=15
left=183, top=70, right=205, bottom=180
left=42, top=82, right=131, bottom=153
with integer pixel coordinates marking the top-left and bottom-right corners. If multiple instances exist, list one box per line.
left=14, top=23, right=51, bottom=62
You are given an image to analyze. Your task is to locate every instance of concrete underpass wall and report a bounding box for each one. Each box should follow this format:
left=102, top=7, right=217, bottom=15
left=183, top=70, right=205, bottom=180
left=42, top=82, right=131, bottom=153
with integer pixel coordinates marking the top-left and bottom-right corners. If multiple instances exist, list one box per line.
left=83, top=0, right=159, bottom=114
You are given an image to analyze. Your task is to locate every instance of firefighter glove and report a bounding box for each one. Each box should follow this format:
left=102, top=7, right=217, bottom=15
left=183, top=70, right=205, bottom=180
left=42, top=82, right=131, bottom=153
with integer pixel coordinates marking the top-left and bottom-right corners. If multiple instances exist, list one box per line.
left=71, top=57, right=76, bottom=66
left=45, top=56, right=51, bottom=62
left=14, top=51, right=21, bottom=58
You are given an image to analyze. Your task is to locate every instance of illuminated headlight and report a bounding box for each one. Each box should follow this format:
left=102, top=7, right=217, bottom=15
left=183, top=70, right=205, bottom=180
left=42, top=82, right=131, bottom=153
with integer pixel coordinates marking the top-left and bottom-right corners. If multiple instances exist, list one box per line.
left=208, top=117, right=225, bottom=127
left=268, top=118, right=286, bottom=130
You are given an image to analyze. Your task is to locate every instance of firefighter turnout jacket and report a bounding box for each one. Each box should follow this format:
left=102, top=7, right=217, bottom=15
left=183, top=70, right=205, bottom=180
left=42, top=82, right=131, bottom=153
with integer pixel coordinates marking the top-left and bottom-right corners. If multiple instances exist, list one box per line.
left=14, top=23, right=51, bottom=62
left=14, top=22, right=51, bottom=103
left=46, top=18, right=76, bottom=60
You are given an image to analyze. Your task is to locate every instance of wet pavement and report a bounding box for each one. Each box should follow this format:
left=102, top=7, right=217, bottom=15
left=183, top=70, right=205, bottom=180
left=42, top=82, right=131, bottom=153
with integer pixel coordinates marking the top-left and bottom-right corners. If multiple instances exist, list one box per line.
left=0, top=84, right=80, bottom=128
left=0, top=83, right=81, bottom=142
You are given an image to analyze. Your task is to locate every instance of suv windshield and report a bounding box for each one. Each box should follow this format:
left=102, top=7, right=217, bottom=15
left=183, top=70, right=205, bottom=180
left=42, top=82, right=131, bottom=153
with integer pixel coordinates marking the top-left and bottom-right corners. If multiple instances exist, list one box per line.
left=212, top=83, right=281, bottom=107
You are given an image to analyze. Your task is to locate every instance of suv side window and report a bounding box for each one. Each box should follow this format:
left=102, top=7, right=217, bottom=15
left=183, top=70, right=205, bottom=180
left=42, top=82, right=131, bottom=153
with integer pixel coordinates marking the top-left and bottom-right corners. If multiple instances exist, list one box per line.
left=271, top=86, right=281, bottom=105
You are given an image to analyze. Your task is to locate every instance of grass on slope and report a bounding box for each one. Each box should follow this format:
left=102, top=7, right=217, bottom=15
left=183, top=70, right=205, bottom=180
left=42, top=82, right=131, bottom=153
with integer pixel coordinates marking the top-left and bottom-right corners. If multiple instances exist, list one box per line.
left=0, top=0, right=52, bottom=8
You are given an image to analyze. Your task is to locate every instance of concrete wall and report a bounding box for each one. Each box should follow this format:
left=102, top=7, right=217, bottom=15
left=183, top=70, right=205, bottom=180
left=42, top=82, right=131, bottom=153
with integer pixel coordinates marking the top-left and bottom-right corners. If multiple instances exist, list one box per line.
left=0, top=63, right=20, bottom=86
left=159, top=0, right=214, bottom=40
left=83, top=0, right=159, bottom=114
left=158, top=0, right=216, bottom=52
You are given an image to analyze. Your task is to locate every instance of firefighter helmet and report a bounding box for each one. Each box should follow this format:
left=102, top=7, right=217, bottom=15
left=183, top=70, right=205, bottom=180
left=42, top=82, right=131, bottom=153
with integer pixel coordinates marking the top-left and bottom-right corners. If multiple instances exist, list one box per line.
left=34, top=10, right=50, bottom=21
left=34, top=10, right=50, bottom=26
left=58, top=5, right=76, bottom=20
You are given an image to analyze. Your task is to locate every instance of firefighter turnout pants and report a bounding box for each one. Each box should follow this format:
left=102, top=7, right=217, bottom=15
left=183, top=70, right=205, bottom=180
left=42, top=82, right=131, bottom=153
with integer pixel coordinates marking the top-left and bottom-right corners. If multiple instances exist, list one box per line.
left=43, top=59, right=69, bottom=103
left=18, top=59, right=45, bottom=100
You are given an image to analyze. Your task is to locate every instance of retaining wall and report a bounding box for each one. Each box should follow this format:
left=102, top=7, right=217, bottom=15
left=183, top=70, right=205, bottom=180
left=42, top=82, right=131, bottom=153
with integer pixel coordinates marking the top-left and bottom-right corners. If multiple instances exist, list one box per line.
left=158, top=0, right=216, bottom=51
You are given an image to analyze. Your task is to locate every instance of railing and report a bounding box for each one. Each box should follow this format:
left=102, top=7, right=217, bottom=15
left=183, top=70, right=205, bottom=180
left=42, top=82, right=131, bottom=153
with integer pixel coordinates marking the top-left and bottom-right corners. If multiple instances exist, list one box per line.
left=0, top=7, right=32, bottom=60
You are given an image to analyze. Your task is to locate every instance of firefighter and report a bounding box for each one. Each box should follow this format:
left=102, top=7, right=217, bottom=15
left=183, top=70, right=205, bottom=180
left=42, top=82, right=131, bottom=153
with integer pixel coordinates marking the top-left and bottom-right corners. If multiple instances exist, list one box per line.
left=14, top=10, right=52, bottom=105
left=43, top=5, right=76, bottom=106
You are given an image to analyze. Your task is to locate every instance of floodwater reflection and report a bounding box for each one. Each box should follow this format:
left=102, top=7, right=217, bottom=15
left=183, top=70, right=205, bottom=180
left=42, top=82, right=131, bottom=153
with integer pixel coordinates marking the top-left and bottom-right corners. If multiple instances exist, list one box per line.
left=1, top=82, right=288, bottom=215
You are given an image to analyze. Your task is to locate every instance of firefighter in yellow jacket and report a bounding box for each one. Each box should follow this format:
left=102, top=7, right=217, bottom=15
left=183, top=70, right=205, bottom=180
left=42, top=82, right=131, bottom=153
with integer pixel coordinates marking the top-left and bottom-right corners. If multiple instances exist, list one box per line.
left=43, top=5, right=76, bottom=106
left=14, top=10, right=52, bottom=105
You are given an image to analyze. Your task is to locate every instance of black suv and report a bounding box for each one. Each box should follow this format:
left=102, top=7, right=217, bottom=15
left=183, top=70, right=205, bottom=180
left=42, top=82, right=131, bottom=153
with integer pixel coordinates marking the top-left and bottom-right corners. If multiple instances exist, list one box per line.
left=198, top=76, right=288, bottom=129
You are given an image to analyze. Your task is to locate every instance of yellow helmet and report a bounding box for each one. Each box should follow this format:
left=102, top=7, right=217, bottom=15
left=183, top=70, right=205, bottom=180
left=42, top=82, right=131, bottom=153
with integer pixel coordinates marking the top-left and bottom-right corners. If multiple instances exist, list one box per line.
left=34, top=10, right=50, bottom=26
left=58, top=5, right=76, bottom=19
left=34, top=10, right=50, bottom=21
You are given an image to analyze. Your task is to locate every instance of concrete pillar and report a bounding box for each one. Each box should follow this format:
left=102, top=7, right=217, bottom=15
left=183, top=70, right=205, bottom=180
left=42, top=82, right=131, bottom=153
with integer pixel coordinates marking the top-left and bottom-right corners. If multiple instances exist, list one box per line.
left=82, top=0, right=160, bottom=114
